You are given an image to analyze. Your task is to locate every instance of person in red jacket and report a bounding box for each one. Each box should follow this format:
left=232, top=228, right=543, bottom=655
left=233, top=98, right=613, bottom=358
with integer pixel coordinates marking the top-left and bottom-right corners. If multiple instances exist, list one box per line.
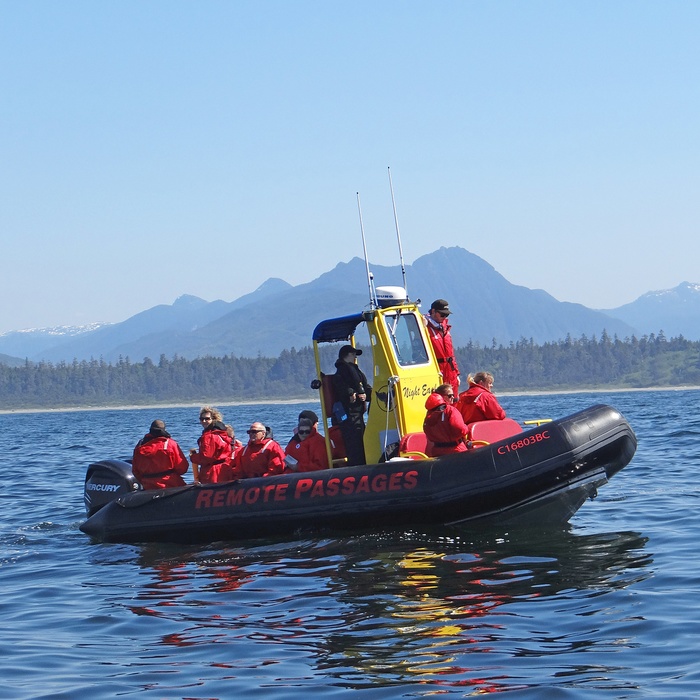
left=456, top=372, right=506, bottom=425
left=190, top=408, right=234, bottom=484
left=286, top=410, right=320, bottom=445
left=284, top=418, right=329, bottom=472
left=424, top=299, right=460, bottom=395
left=225, top=424, right=244, bottom=453
left=294, top=404, right=344, bottom=461
left=422, top=385, right=469, bottom=457
left=132, top=420, right=189, bottom=489
left=231, top=422, right=286, bottom=479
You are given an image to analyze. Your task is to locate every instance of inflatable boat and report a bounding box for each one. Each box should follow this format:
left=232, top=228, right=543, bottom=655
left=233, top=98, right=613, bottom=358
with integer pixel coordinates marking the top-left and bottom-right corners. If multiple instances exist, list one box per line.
left=80, top=285, right=636, bottom=544
left=80, top=402, right=635, bottom=544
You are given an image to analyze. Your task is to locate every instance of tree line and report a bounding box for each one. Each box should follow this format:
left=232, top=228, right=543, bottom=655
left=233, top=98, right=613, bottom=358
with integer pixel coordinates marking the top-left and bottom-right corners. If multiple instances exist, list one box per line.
left=0, top=331, right=699, bottom=410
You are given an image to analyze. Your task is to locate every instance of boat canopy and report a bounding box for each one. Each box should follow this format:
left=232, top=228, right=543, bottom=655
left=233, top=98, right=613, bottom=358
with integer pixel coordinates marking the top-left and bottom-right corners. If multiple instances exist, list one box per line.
left=312, top=313, right=366, bottom=344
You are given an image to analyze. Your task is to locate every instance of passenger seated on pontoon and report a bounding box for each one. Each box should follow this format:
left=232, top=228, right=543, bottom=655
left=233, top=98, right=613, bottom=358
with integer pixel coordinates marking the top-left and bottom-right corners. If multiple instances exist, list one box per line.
left=284, top=418, right=328, bottom=472
left=225, top=424, right=244, bottom=452
left=423, top=384, right=469, bottom=457
left=231, top=422, right=286, bottom=479
left=132, top=420, right=189, bottom=489
left=456, top=372, right=506, bottom=424
left=190, top=407, right=234, bottom=484
left=287, top=409, right=319, bottom=444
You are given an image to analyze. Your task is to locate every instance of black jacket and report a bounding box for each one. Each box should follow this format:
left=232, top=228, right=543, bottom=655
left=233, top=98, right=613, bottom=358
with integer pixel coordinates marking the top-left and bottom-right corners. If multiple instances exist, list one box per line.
left=332, top=359, right=372, bottom=414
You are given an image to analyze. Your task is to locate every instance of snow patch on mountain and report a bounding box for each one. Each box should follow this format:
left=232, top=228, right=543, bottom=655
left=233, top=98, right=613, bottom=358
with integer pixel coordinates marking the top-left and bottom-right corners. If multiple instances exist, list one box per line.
left=0, top=323, right=112, bottom=338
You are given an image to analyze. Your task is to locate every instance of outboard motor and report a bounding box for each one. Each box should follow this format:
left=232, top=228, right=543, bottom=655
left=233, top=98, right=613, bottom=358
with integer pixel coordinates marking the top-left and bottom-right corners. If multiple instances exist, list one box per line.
left=83, top=459, right=142, bottom=517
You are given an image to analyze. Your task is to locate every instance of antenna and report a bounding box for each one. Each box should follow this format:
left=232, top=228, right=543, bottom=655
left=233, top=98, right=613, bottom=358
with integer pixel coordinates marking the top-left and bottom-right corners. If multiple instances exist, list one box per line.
left=388, top=167, right=407, bottom=296
left=357, top=192, right=377, bottom=308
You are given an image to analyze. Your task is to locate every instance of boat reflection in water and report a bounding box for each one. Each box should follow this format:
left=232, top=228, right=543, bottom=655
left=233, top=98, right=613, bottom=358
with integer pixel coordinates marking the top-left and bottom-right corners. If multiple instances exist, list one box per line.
left=109, top=526, right=650, bottom=694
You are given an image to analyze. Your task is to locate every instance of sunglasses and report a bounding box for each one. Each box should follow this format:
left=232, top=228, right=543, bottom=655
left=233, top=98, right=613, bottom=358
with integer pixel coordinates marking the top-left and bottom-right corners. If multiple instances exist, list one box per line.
left=297, top=429, right=311, bottom=436
left=200, top=416, right=213, bottom=422
left=436, top=311, right=448, bottom=318
left=247, top=429, right=264, bottom=435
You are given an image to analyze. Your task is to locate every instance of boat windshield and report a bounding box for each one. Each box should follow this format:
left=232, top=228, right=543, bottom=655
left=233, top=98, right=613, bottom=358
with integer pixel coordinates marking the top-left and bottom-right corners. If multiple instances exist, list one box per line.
left=383, top=311, right=430, bottom=366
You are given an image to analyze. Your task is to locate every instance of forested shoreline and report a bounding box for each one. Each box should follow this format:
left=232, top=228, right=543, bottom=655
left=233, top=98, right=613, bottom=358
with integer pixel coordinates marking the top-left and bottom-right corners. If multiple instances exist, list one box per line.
left=1, top=332, right=699, bottom=410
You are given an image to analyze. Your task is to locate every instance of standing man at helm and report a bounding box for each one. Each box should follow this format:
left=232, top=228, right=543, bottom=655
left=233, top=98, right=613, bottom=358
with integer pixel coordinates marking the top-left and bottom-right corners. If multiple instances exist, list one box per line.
left=424, top=299, right=460, bottom=395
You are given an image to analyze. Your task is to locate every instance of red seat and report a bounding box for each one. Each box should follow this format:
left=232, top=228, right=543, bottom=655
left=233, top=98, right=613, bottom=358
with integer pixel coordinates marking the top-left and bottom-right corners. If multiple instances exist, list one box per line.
left=468, top=419, right=522, bottom=446
left=398, top=432, right=433, bottom=459
left=320, top=373, right=347, bottom=463
left=328, top=424, right=346, bottom=461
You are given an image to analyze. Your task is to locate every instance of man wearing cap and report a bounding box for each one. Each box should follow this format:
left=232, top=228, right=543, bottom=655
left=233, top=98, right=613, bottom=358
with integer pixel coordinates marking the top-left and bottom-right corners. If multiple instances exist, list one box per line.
left=332, top=345, right=372, bottom=466
left=132, top=419, right=190, bottom=490
left=424, top=299, right=460, bottom=395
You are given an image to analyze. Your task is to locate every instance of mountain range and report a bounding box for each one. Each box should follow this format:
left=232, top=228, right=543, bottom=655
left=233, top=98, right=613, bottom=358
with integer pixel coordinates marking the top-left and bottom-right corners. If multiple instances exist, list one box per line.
left=2, top=247, right=699, bottom=366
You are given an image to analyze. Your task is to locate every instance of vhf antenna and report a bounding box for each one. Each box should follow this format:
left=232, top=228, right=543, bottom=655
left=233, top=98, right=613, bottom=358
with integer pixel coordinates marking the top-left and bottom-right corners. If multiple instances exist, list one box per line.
left=357, top=192, right=377, bottom=309
left=388, top=167, right=407, bottom=296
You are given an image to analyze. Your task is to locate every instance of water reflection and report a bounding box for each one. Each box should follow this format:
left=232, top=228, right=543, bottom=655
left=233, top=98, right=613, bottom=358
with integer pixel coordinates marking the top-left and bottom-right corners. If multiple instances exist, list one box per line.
left=312, top=528, right=650, bottom=692
left=108, top=526, right=651, bottom=694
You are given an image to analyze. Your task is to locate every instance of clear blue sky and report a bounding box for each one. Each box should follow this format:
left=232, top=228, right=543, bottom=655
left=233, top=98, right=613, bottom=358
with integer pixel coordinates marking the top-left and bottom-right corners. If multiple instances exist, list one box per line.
left=2, top=1, right=698, bottom=334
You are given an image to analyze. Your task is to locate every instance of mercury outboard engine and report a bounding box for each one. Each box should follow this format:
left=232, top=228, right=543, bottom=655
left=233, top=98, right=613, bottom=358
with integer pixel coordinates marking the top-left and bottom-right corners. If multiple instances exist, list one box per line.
left=83, top=459, right=142, bottom=517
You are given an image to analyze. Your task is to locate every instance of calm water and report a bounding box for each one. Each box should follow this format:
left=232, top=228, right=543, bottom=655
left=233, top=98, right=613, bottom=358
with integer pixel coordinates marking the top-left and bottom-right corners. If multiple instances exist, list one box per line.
left=1, top=390, right=699, bottom=699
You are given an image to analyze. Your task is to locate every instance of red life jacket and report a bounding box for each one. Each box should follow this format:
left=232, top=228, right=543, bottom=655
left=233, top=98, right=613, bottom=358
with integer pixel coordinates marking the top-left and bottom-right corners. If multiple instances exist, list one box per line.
left=192, top=428, right=233, bottom=484
left=284, top=430, right=329, bottom=472
left=456, top=384, right=506, bottom=424
left=425, top=316, right=460, bottom=392
left=423, top=404, right=468, bottom=457
left=132, top=435, right=189, bottom=489
left=232, top=438, right=286, bottom=479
